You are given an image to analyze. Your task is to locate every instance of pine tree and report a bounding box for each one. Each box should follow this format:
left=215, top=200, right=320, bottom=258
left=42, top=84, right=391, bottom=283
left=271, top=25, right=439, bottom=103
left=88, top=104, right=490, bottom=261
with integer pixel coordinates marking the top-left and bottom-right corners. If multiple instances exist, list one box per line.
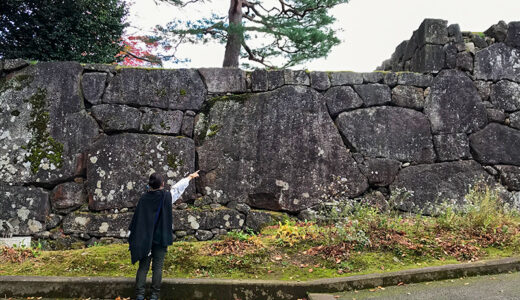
left=158, top=0, right=349, bottom=68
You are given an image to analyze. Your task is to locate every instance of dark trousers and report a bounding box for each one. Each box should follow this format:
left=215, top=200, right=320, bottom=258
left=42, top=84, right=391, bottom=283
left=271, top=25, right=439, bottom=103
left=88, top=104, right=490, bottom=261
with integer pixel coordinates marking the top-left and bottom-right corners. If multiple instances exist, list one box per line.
left=135, top=243, right=167, bottom=297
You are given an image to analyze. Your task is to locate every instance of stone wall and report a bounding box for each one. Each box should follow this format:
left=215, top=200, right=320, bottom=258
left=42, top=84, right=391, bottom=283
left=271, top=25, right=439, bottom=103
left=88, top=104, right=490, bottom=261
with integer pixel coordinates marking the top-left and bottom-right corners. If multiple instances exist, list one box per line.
left=1, top=18, right=520, bottom=247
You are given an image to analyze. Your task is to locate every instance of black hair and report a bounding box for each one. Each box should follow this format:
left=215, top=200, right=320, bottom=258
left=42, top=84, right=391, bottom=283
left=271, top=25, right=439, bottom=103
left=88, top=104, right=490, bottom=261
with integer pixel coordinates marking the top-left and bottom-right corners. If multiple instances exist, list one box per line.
left=148, top=173, right=164, bottom=190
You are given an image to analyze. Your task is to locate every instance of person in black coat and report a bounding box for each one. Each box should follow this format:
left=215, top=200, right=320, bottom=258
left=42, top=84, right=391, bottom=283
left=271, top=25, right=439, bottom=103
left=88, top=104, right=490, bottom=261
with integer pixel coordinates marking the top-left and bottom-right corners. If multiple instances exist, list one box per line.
left=128, top=170, right=199, bottom=300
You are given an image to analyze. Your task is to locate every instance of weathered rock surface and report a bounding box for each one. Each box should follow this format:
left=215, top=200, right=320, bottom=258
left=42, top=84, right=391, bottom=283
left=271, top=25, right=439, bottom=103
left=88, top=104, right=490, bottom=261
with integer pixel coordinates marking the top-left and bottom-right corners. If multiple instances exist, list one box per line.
left=485, top=21, right=508, bottom=43
left=103, top=68, right=206, bottom=110
left=362, top=72, right=384, bottom=83
left=505, top=21, right=520, bottom=48
left=251, top=69, right=268, bottom=92
left=397, top=73, right=433, bottom=87
left=433, top=133, right=471, bottom=161
left=267, top=70, right=284, bottom=90
left=470, top=123, right=520, bottom=165
left=474, top=43, right=520, bottom=81
left=284, top=70, right=309, bottom=85
left=91, top=104, right=141, bottom=132
left=390, top=161, right=491, bottom=214
left=197, top=86, right=368, bottom=212
left=82, top=73, right=107, bottom=105
left=336, top=107, right=435, bottom=163
left=0, top=62, right=99, bottom=185
left=172, top=209, right=245, bottom=231
left=324, top=86, right=363, bottom=117
left=3, top=59, right=29, bottom=71
left=0, top=185, right=49, bottom=235
left=310, top=72, right=331, bottom=91
left=62, top=212, right=132, bottom=237
left=86, top=133, right=195, bottom=211
left=181, top=110, right=196, bottom=137
left=354, top=84, right=391, bottom=106
left=490, top=80, right=520, bottom=112
left=198, top=68, right=246, bottom=93
left=330, top=72, right=363, bottom=86
left=416, top=19, right=449, bottom=46
left=140, top=108, right=183, bottom=135
left=424, top=70, right=487, bottom=134
left=51, top=182, right=86, bottom=212
left=411, top=44, right=446, bottom=73
left=496, top=165, right=520, bottom=191
left=391, top=85, right=425, bottom=109
left=510, top=111, right=520, bottom=129
left=359, top=158, right=401, bottom=186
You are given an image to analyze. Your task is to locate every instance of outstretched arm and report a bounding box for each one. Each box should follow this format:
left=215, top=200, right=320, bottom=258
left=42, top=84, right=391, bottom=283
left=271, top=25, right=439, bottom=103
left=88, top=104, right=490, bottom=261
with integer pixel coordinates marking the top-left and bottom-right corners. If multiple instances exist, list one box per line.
left=170, top=170, right=200, bottom=203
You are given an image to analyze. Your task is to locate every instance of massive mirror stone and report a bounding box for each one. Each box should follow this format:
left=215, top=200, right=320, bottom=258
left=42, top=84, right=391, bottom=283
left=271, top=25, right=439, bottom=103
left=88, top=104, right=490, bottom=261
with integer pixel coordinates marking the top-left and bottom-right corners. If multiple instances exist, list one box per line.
left=336, top=106, right=436, bottom=163
left=0, top=62, right=99, bottom=185
left=196, top=86, right=368, bottom=212
left=86, top=133, right=195, bottom=211
left=390, top=161, right=491, bottom=214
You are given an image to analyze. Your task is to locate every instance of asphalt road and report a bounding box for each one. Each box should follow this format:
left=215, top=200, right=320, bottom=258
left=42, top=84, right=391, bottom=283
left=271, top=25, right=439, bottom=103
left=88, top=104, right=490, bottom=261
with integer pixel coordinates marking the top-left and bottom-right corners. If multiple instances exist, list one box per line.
left=310, top=271, right=520, bottom=300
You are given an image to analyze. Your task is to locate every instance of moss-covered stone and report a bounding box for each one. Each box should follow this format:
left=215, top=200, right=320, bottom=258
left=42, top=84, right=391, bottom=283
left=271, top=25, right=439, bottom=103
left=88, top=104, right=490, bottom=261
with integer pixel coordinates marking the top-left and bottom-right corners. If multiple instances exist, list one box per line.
left=23, top=88, right=64, bottom=173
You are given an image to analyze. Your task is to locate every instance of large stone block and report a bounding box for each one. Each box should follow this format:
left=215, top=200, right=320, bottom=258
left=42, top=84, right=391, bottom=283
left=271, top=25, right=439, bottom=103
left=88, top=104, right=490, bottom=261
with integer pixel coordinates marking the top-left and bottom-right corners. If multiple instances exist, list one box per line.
left=416, top=19, right=449, bottom=46
left=391, top=85, right=424, bottom=110
left=411, top=44, right=446, bottom=73
left=310, top=72, right=331, bottom=91
left=424, top=70, right=487, bottom=134
left=329, top=72, right=363, bottom=86
left=336, top=106, right=435, bottom=163
left=86, top=133, right=195, bottom=211
left=103, top=68, right=206, bottom=110
left=172, top=209, right=245, bottom=231
left=433, top=133, right=471, bottom=161
left=469, top=123, right=520, bottom=166
left=324, top=86, right=363, bottom=117
left=390, top=161, right=491, bottom=214
left=0, top=185, right=49, bottom=235
left=397, top=73, right=433, bottom=87
left=50, top=182, right=86, bottom=212
left=474, top=43, right=520, bottom=81
left=62, top=212, right=132, bottom=238
left=283, top=70, right=309, bottom=85
left=0, top=62, right=99, bottom=185
left=490, top=80, right=520, bottom=112
left=353, top=84, right=391, bottom=106
left=267, top=70, right=284, bottom=90
left=198, top=68, right=246, bottom=93
left=197, top=86, right=368, bottom=212
left=139, top=108, right=183, bottom=135
left=82, top=73, right=107, bottom=105
left=91, top=104, right=141, bottom=132
left=359, top=158, right=401, bottom=186
left=251, top=69, right=268, bottom=92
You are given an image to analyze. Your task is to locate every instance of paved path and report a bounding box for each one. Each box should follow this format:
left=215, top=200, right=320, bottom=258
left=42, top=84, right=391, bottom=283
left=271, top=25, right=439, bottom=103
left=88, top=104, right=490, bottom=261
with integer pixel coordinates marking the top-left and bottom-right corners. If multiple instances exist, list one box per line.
left=309, top=271, right=520, bottom=300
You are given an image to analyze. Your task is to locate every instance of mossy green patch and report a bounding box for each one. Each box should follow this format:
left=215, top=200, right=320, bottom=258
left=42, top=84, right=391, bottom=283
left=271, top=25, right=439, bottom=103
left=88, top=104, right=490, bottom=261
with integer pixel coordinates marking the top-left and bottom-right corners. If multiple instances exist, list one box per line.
left=179, top=89, right=187, bottom=96
left=23, top=88, right=64, bottom=173
left=206, top=123, right=221, bottom=137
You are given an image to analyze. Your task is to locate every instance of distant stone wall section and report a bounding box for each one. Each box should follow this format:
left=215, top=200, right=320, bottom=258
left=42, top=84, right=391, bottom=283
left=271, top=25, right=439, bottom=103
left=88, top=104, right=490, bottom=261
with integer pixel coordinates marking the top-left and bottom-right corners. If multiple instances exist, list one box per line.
left=1, top=18, right=520, bottom=247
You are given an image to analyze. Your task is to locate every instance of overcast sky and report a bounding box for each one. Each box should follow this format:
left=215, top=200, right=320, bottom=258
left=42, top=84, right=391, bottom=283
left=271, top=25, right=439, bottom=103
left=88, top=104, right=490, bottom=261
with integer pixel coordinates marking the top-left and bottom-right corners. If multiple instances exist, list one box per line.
left=128, top=0, right=520, bottom=71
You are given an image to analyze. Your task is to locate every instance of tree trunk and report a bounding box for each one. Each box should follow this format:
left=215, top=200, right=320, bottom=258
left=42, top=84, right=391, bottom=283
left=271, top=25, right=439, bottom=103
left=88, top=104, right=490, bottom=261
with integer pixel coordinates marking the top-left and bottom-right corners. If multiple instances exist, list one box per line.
left=222, top=0, right=243, bottom=67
